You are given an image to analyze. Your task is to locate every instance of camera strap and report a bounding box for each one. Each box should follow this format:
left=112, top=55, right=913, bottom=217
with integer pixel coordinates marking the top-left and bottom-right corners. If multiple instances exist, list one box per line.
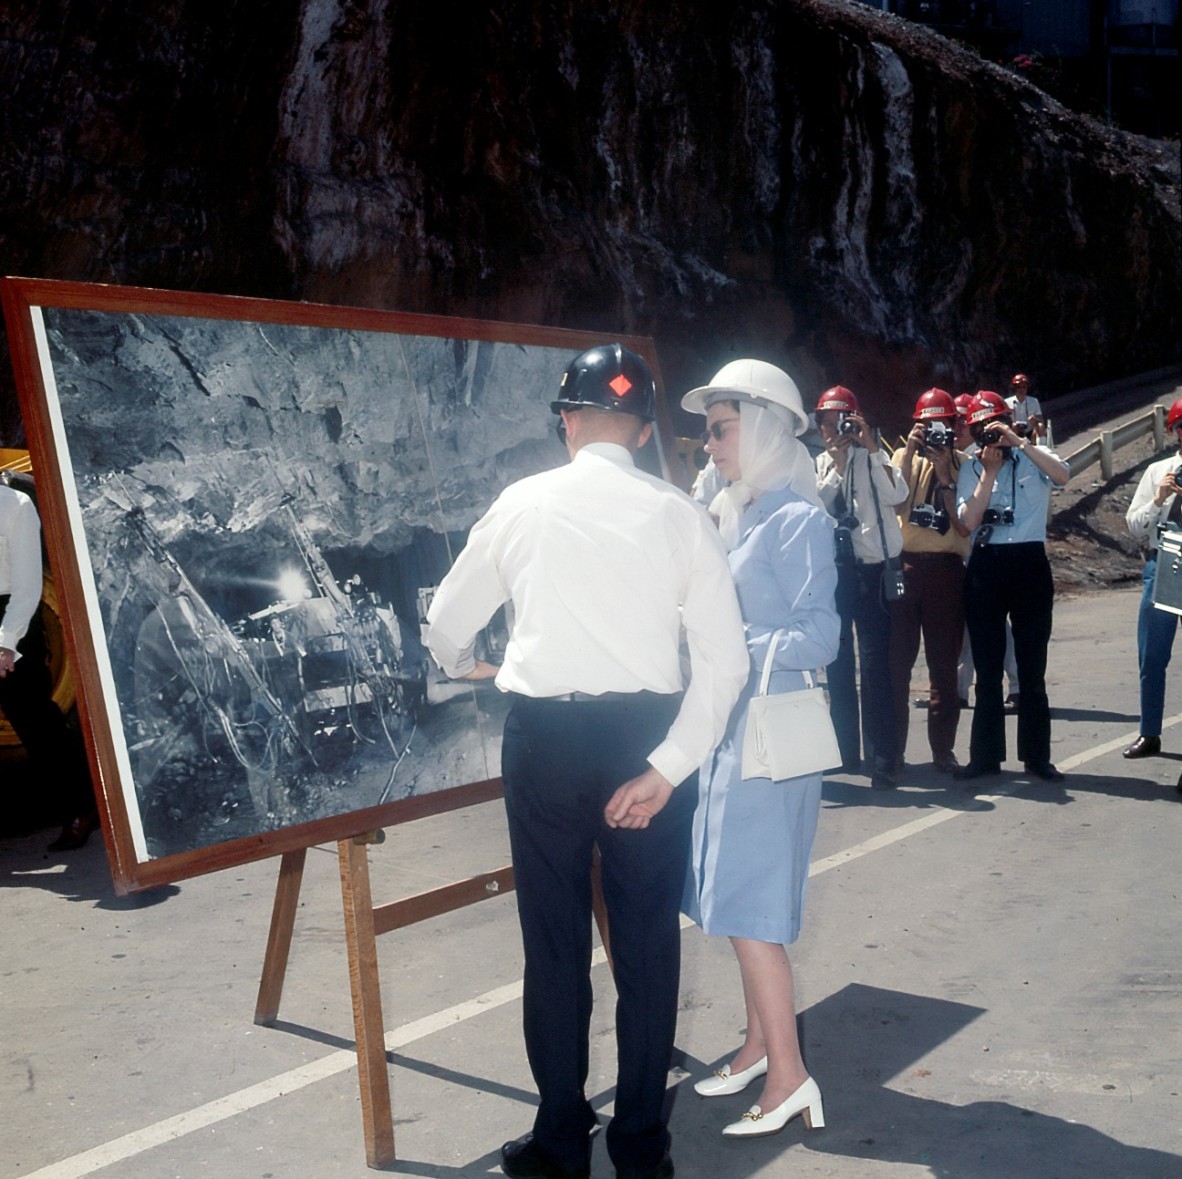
left=865, top=451, right=897, bottom=566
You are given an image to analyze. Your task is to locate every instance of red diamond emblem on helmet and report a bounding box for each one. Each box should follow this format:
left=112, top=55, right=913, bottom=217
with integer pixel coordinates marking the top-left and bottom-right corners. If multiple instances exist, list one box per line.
left=609, top=374, right=633, bottom=398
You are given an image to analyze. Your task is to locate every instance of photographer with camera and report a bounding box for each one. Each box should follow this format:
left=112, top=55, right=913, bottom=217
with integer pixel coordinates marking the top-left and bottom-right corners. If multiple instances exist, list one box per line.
left=1122, top=397, right=1182, bottom=765
left=814, top=386, right=907, bottom=787
left=888, top=390, right=971, bottom=775
left=954, top=391, right=1070, bottom=784
left=1006, top=373, right=1046, bottom=442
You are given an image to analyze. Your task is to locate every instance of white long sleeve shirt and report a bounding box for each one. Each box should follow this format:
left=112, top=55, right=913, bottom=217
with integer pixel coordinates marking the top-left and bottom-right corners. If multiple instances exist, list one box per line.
left=1127, top=453, right=1182, bottom=552
left=424, top=442, right=749, bottom=786
left=0, top=483, right=43, bottom=659
left=815, top=446, right=907, bottom=562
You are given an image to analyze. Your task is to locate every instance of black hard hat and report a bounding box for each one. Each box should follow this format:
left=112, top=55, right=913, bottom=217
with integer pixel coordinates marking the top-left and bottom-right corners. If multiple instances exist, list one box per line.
left=551, top=343, right=656, bottom=422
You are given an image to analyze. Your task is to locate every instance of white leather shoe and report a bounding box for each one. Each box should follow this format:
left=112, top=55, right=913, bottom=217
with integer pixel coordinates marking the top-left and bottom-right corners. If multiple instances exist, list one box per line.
left=692, top=1055, right=768, bottom=1097
left=721, top=1075, right=825, bottom=1137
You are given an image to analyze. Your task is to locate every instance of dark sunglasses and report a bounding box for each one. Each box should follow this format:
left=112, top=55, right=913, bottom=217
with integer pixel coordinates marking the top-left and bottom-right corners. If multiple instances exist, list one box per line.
left=701, top=417, right=740, bottom=444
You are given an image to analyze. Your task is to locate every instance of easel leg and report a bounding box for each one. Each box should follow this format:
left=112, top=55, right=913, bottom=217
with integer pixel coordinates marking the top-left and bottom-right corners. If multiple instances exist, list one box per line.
left=591, top=844, right=613, bottom=974
left=339, top=836, right=396, bottom=1168
left=255, top=847, right=307, bottom=1026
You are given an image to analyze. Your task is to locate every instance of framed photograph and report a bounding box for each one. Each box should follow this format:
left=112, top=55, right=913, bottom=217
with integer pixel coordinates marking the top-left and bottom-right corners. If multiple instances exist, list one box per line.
left=2, top=278, right=675, bottom=892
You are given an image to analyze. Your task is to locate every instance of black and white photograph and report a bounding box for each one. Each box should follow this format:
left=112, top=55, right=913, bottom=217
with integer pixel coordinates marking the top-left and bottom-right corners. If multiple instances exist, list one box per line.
left=5, top=280, right=666, bottom=885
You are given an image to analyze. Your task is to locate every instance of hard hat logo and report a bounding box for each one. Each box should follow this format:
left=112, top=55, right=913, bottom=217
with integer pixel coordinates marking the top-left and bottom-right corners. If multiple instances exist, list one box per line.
left=551, top=343, right=656, bottom=421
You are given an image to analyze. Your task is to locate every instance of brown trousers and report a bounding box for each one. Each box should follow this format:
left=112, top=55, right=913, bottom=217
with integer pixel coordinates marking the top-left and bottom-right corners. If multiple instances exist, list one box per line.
left=888, top=551, right=965, bottom=762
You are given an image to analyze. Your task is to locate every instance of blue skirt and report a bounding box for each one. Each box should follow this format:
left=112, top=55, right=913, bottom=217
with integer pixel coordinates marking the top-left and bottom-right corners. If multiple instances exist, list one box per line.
left=682, top=698, right=823, bottom=944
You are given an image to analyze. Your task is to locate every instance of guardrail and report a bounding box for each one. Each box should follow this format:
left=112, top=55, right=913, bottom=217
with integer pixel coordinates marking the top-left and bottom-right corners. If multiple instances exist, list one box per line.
left=1059, top=404, right=1168, bottom=481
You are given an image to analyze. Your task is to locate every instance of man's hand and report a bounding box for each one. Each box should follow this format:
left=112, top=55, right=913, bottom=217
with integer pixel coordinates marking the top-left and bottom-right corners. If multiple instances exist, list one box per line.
left=1154, top=467, right=1180, bottom=508
left=904, top=422, right=926, bottom=455
left=458, top=659, right=499, bottom=681
left=0, top=647, right=14, bottom=679
left=848, top=412, right=878, bottom=454
left=604, top=767, right=675, bottom=830
left=930, top=444, right=954, bottom=483
left=979, top=444, right=1007, bottom=475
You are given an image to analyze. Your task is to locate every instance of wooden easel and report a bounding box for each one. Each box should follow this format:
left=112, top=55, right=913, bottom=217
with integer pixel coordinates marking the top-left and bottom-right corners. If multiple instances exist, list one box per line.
left=253, top=816, right=612, bottom=1169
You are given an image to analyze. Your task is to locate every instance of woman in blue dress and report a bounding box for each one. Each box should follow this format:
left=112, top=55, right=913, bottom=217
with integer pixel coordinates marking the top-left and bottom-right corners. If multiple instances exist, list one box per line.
left=681, top=359, right=840, bottom=1139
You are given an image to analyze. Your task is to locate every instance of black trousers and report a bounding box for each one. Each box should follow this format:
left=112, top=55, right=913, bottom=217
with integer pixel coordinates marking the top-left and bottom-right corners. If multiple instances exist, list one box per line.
left=0, top=595, right=93, bottom=821
left=827, top=561, right=897, bottom=771
left=963, top=543, right=1054, bottom=766
left=501, top=691, right=692, bottom=1174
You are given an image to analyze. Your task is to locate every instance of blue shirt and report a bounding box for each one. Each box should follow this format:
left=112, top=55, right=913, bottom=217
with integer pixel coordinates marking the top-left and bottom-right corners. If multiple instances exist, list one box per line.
left=955, top=446, right=1066, bottom=545
left=729, top=486, right=841, bottom=688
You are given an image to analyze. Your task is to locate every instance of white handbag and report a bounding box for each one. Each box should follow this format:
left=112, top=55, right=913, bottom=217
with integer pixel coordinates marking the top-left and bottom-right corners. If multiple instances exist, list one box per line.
left=741, top=631, right=841, bottom=781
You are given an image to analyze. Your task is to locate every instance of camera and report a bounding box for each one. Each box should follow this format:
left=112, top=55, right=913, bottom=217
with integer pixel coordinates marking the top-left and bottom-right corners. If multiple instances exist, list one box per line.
left=981, top=506, right=1015, bottom=526
left=909, top=504, right=950, bottom=534
left=1013, top=421, right=1031, bottom=439
left=980, top=425, right=1006, bottom=445
left=837, top=413, right=859, bottom=436
left=923, top=422, right=954, bottom=449
left=833, top=512, right=858, bottom=566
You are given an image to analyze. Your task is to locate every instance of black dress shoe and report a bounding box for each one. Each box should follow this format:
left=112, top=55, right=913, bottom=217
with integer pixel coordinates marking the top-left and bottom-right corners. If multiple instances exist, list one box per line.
left=47, top=813, right=99, bottom=852
left=1003, top=693, right=1020, bottom=713
left=617, top=1155, right=674, bottom=1179
left=1122, top=735, right=1161, bottom=759
left=501, top=1135, right=590, bottom=1179
left=1024, top=761, right=1065, bottom=781
left=953, top=762, right=1001, bottom=782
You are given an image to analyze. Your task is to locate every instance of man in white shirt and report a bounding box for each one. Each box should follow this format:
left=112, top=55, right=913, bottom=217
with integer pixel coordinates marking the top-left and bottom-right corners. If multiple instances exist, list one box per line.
left=0, top=475, right=96, bottom=850
left=425, top=344, right=748, bottom=1179
left=1005, top=373, right=1045, bottom=440
left=814, top=386, right=907, bottom=787
left=1123, top=397, right=1182, bottom=763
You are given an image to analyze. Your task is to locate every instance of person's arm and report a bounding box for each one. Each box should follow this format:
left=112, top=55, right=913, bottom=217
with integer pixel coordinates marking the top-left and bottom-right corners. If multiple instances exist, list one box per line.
left=743, top=505, right=841, bottom=673
left=423, top=506, right=509, bottom=678
left=1127, top=462, right=1177, bottom=541
left=931, top=446, right=970, bottom=537
left=894, top=424, right=925, bottom=513
left=0, top=493, right=44, bottom=664
left=605, top=516, right=748, bottom=829
left=866, top=441, right=909, bottom=505
left=1012, top=432, right=1069, bottom=486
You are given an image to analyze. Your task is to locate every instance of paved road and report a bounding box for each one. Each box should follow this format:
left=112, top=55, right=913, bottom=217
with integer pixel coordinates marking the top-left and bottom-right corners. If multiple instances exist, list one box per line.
left=3, top=585, right=1181, bottom=1179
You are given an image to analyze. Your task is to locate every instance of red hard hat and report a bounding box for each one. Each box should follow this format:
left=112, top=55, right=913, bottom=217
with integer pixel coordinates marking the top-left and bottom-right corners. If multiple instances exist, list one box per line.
left=913, top=388, right=956, bottom=421
left=1166, top=398, right=1182, bottom=432
left=816, top=385, right=859, bottom=415
left=1010, top=373, right=1029, bottom=386
left=966, top=390, right=1010, bottom=426
left=953, top=393, right=974, bottom=415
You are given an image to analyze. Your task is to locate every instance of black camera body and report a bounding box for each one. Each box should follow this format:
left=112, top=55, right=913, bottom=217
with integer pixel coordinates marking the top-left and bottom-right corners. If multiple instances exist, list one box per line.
left=982, top=506, right=1015, bottom=526
left=837, top=413, right=859, bottom=436
left=909, top=504, right=950, bottom=534
left=980, top=425, right=1006, bottom=445
left=923, top=422, right=954, bottom=449
left=833, top=512, right=858, bottom=566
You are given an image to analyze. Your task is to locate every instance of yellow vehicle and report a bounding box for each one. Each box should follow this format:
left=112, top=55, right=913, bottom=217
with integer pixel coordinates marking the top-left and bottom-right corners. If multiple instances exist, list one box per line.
left=0, top=448, right=75, bottom=749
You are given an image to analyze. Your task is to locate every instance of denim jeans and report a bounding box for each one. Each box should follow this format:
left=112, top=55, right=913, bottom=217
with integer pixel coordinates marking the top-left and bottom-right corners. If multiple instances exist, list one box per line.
left=1137, top=557, right=1179, bottom=736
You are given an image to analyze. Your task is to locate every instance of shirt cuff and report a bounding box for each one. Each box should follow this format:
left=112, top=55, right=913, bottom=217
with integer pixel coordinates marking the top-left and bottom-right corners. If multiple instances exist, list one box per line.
left=646, top=741, right=694, bottom=789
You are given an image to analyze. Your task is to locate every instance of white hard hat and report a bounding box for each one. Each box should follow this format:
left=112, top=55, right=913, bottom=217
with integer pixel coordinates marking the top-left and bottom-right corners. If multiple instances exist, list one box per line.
left=682, top=359, right=809, bottom=436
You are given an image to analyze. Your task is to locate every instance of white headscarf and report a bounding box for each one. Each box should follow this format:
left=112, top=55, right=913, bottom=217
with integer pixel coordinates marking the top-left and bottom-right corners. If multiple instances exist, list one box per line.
left=707, top=395, right=825, bottom=549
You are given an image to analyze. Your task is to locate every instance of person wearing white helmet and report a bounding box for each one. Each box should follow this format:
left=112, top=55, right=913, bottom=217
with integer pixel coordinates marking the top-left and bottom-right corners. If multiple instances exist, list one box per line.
left=681, top=359, right=839, bottom=1142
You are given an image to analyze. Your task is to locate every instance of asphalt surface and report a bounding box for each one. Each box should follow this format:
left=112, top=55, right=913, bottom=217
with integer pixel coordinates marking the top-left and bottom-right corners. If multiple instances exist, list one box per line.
left=3, top=584, right=1181, bottom=1179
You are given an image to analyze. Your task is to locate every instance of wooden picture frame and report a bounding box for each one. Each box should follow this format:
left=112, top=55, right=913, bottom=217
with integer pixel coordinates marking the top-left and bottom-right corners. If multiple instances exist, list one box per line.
left=2, top=277, right=675, bottom=893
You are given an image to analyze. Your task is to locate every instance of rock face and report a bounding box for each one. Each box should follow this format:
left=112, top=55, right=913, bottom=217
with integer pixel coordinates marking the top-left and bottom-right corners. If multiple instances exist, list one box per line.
left=1, top=0, right=1179, bottom=443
